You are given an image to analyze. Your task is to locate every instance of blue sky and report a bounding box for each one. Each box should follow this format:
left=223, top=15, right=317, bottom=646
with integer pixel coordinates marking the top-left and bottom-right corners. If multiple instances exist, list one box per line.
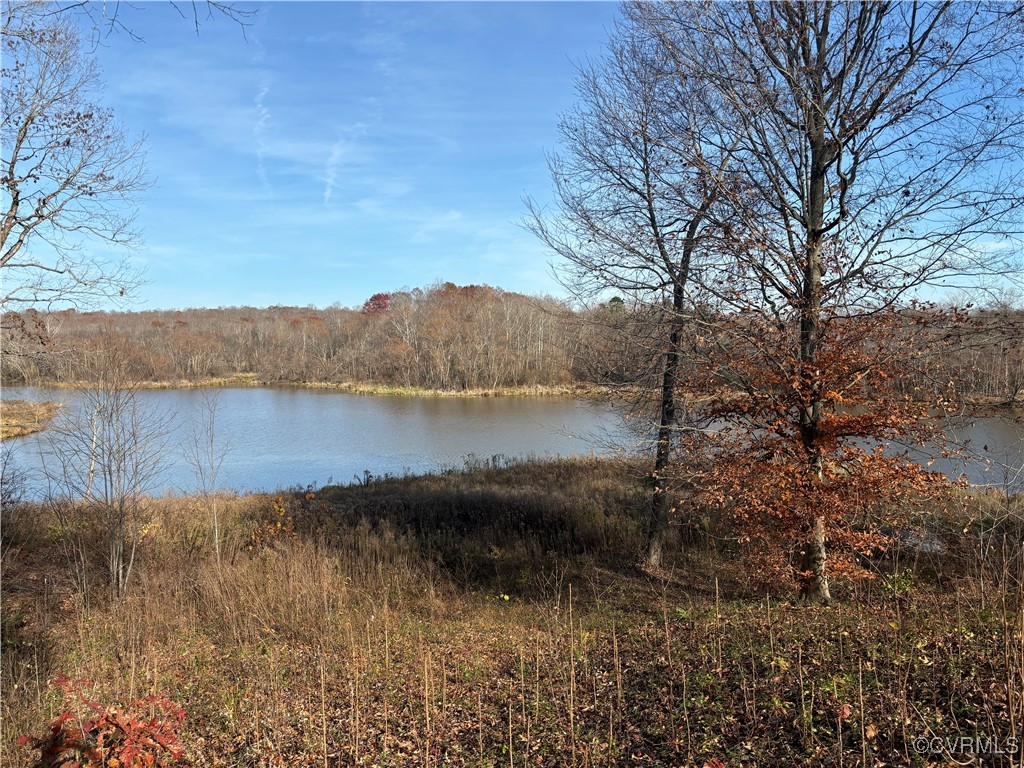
left=78, top=1, right=621, bottom=310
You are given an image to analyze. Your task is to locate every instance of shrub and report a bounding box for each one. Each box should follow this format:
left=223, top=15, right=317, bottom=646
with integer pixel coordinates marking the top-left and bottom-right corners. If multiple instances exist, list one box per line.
left=20, top=677, right=188, bottom=768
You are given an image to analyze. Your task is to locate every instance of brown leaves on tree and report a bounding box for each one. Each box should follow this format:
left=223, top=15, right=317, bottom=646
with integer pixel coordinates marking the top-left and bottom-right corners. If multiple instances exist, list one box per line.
left=681, top=308, right=967, bottom=593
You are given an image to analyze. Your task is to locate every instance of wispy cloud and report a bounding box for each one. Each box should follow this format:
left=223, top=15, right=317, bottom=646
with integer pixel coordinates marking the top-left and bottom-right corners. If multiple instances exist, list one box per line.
left=323, top=138, right=347, bottom=206
left=254, top=83, right=272, bottom=195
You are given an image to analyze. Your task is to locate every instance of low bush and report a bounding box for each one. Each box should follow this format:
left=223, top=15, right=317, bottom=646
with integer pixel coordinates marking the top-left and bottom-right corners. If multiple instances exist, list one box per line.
left=20, top=677, right=187, bottom=768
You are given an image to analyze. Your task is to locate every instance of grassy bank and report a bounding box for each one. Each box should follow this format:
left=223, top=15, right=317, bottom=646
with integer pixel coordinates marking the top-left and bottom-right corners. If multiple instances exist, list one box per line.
left=0, top=379, right=593, bottom=444
left=2, top=458, right=1022, bottom=766
left=12, top=375, right=596, bottom=399
left=0, top=399, right=59, bottom=440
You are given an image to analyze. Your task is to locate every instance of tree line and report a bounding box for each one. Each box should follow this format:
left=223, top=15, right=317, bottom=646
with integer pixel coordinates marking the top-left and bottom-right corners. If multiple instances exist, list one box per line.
left=1, top=283, right=580, bottom=390
left=3, top=281, right=1021, bottom=407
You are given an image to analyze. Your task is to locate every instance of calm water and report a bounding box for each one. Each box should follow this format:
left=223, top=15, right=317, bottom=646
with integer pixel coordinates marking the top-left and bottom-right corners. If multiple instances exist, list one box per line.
left=1, top=386, right=1020, bottom=496
left=901, top=414, right=1023, bottom=493
left=1, top=387, right=629, bottom=496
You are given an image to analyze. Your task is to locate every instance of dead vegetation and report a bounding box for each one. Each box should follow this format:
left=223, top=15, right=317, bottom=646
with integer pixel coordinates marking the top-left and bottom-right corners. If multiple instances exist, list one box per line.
left=0, top=399, right=58, bottom=440
left=2, top=458, right=1022, bottom=766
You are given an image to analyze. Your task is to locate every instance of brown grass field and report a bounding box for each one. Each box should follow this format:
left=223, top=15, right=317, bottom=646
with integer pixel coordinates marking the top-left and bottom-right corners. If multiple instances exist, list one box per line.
left=2, top=457, right=1022, bottom=766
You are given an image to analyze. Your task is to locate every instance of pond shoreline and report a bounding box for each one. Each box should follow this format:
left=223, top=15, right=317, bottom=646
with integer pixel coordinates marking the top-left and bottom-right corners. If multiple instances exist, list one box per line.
left=0, top=399, right=59, bottom=440
left=8, top=375, right=1021, bottom=408
left=1, top=378, right=599, bottom=441
left=3, top=374, right=598, bottom=399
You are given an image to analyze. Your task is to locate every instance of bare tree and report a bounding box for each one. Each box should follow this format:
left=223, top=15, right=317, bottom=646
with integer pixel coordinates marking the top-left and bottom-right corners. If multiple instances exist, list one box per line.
left=526, top=15, right=732, bottom=566
left=629, top=0, right=1024, bottom=602
left=183, top=389, right=227, bottom=567
left=42, top=341, right=171, bottom=597
left=1, top=2, right=147, bottom=331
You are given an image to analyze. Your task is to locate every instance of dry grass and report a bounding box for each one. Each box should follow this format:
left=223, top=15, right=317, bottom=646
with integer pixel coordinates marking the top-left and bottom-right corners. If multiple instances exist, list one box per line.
left=29, top=376, right=597, bottom=398
left=2, top=459, right=1022, bottom=766
left=37, top=374, right=264, bottom=391
left=0, top=399, right=59, bottom=440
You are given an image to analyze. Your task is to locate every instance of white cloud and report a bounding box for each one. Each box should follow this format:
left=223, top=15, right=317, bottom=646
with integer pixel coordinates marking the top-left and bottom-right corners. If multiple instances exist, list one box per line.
left=323, top=138, right=348, bottom=206
left=254, top=83, right=272, bottom=194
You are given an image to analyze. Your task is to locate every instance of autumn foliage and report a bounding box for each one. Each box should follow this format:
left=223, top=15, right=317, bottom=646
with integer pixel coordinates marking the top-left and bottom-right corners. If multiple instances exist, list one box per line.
left=20, top=677, right=187, bottom=768
left=360, top=292, right=392, bottom=315
left=683, top=307, right=968, bottom=594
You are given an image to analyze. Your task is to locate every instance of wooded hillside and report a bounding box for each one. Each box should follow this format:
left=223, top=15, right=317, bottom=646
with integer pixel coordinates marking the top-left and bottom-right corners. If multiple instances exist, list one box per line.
left=2, top=282, right=1021, bottom=405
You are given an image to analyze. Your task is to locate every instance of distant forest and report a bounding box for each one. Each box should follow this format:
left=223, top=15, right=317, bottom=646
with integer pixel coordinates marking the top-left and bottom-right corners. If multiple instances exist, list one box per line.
left=3, top=283, right=579, bottom=390
left=2, top=282, right=1022, bottom=405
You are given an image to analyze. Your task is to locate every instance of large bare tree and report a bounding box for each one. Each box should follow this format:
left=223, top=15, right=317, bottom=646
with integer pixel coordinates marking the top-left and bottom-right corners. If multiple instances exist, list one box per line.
left=526, top=17, right=733, bottom=566
left=628, top=0, right=1024, bottom=601
left=1, top=2, right=147, bottom=332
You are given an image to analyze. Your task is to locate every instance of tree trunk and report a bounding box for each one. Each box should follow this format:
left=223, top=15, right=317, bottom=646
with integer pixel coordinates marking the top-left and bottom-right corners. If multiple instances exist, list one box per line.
left=644, top=204, right=709, bottom=567
left=797, top=99, right=831, bottom=603
left=645, top=265, right=690, bottom=567
left=799, top=514, right=832, bottom=605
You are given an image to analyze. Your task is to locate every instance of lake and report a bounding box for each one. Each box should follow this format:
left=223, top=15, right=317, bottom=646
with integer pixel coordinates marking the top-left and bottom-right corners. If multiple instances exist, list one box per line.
left=1, top=386, right=1021, bottom=497
left=1, top=387, right=629, bottom=497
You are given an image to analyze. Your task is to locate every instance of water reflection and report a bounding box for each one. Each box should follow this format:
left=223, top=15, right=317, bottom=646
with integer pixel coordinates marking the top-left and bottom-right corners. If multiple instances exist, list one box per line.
left=2, top=387, right=1020, bottom=497
left=3, top=387, right=628, bottom=496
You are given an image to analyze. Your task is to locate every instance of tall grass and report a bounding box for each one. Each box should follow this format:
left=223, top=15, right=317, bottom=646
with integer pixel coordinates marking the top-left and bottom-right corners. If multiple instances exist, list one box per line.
left=2, top=458, right=1022, bottom=766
